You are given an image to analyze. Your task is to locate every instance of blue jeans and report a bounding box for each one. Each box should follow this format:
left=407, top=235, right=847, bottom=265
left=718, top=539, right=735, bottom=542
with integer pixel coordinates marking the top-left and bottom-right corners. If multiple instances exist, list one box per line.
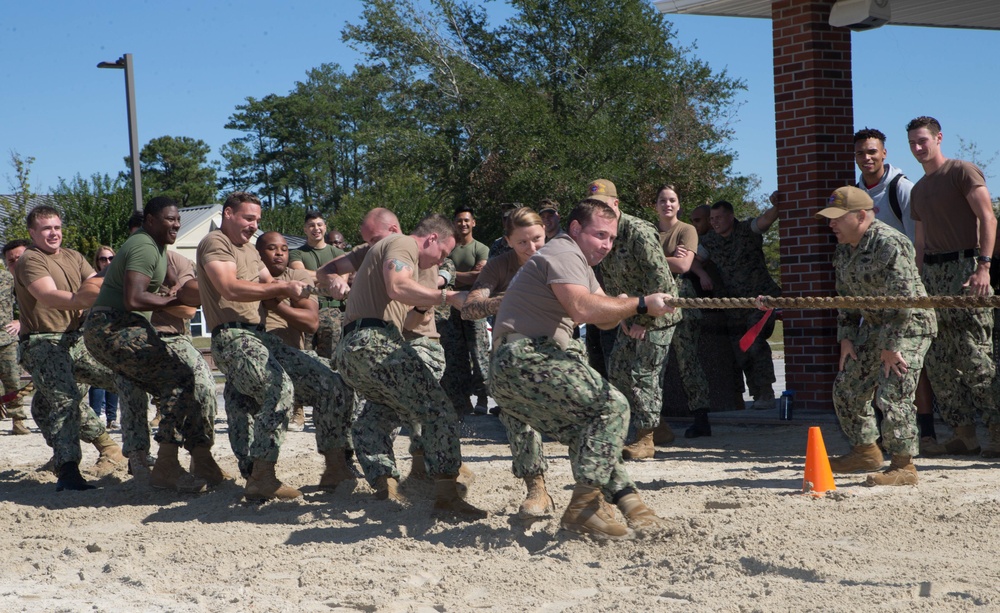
left=88, top=387, right=118, bottom=422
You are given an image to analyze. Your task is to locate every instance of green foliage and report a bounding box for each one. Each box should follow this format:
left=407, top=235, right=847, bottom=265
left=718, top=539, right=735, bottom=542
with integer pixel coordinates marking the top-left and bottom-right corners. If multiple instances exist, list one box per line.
left=1, top=151, right=36, bottom=243
left=260, top=203, right=309, bottom=236
left=137, top=135, right=219, bottom=206
left=52, top=173, right=134, bottom=256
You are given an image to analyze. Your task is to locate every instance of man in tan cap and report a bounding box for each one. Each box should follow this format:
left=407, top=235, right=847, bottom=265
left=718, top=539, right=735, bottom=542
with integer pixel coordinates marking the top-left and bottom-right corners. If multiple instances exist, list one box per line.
left=818, top=186, right=936, bottom=485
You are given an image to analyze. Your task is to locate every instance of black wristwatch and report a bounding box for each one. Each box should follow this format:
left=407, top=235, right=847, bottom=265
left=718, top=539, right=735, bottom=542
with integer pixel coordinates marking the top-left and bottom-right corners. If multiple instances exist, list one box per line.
left=636, top=295, right=648, bottom=315
left=977, top=255, right=992, bottom=265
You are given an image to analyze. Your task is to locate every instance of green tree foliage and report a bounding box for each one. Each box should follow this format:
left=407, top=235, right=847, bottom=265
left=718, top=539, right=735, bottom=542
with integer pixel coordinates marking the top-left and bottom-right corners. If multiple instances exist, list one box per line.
left=52, top=173, right=134, bottom=256
left=137, top=135, right=219, bottom=206
left=1, top=151, right=36, bottom=243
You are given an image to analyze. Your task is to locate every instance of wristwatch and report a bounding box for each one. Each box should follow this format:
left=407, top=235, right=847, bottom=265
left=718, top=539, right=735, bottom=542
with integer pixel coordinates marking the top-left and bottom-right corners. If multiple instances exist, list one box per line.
left=636, top=295, right=648, bottom=315
left=978, top=255, right=992, bottom=265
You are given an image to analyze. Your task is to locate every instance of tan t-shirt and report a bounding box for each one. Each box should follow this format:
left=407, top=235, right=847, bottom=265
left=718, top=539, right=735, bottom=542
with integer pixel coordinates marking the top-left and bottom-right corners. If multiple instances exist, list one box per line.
left=472, top=249, right=521, bottom=295
left=151, top=250, right=197, bottom=335
left=344, top=234, right=420, bottom=331
left=659, top=221, right=699, bottom=256
left=196, top=230, right=264, bottom=330
left=910, top=159, right=987, bottom=253
left=493, top=234, right=600, bottom=345
left=262, top=268, right=316, bottom=349
left=403, top=265, right=442, bottom=341
left=14, top=246, right=94, bottom=334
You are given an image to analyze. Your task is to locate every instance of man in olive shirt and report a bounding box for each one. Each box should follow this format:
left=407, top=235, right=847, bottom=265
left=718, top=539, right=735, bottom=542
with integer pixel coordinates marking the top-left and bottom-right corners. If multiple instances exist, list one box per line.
left=289, top=210, right=347, bottom=358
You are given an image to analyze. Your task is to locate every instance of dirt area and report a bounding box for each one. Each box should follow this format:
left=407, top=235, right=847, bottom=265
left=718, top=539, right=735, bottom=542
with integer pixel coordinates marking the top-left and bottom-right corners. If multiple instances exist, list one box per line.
left=2, top=399, right=999, bottom=612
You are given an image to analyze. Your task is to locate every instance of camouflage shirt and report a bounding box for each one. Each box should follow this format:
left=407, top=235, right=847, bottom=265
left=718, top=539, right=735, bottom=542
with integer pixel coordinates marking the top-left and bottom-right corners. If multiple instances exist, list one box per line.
left=700, top=218, right=781, bottom=298
left=0, top=269, right=14, bottom=346
left=834, top=220, right=937, bottom=351
left=597, top=212, right=681, bottom=330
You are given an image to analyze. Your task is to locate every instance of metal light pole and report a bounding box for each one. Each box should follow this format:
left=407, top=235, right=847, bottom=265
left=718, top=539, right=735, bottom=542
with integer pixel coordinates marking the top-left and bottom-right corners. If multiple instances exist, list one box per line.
left=97, top=53, right=142, bottom=212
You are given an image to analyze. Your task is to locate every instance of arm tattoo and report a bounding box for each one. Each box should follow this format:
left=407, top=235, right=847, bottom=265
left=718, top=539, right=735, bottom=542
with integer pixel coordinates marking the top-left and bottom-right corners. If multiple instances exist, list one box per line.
left=385, top=258, right=413, bottom=274
left=461, top=287, right=503, bottom=320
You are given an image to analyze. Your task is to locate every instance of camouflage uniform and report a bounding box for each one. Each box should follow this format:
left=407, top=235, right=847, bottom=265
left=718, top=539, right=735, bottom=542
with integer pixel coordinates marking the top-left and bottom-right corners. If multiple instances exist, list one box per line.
left=313, top=306, right=344, bottom=359
left=491, top=337, right=633, bottom=498
left=700, top=217, right=782, bottom=400
left=440, top=241, right=491, bottom=411
left=671, top=276, right=711, bottom=411
left=598, top=213, right=681, bottom=430
left=337, top=325, right=462, bottom=483
left=0, top=269, right=26, bottom=422
left=833, top=221, right=937, bottom=456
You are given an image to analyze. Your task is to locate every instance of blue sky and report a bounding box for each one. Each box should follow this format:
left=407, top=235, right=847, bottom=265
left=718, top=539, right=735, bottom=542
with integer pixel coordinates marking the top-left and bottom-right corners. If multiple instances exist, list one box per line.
left=2, top=1, right=998, bottom=199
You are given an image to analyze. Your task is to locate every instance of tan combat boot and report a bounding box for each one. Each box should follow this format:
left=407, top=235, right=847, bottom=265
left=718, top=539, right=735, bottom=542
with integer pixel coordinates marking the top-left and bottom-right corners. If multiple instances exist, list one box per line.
left=150, top=407, right=162, bottom=428
left=923, top=424, right=980, bottom=456
left=318, top=448, right=355, bottom=490
left=289, top=405, right=306, bottom=431
left=188, top=445, right=232, bottom=486
left=244, top=460, right=301, bottom=501
left=92, top=433, right=127, bottom=477
left=432, top=476, right=489, bottom=521
left=652, top=421, right=676, bottom=445
left=128, top=450, right=152, bottom=483
left=828, top=443, right=883, bottom=473
left=406, top=451, right=431, bottom=483
left=622, top=428, right=656, bottom=460
left=151, top=443, right=207, bottom=493
left=456, top=462, right=476, bottom=499
left=616, top=491, right=671, bottom=532
left=560, top=484, right=629, bottom=539
left=865, top=455, right=918, bottom=486
left=374, top=475, right=407, bottom=504
left=518, top=474, right=555, bottom=519
left=11, top=418, right=30, bottom=435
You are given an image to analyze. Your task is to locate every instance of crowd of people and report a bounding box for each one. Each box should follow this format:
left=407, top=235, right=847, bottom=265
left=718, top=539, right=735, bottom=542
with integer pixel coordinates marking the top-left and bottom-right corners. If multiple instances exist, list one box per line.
left=0, top=115, right=996, bottom=539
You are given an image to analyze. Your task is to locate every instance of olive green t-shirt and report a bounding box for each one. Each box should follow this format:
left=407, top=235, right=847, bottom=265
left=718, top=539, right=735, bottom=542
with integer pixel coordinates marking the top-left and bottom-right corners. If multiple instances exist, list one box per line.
left=196, top=230, right=264, bottom=330
left=447, top=239, right=489, bottom=289
left=93, top=230, right=166, bottom=320
left=290, top=243, right=345, bottom=309
left=14, top=246, right=94, bottom=334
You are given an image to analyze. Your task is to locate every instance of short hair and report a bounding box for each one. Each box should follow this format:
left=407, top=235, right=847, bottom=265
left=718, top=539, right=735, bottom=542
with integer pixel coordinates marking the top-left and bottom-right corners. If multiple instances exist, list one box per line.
left=453, top=205, right=475, bottom=220
left=906, top=116, right=941, bottom=135
left=2, top=239, right=30, bottom=257
left=127, top=211, right=145, bottom=231
left=503, top=207, right=543, bottom=237
left=853, top=127, right=887, bottom=145
left=92, top=245, right=114, bottom=269
left=711, top=200, right=735, bottom=214
left=26, top=205, right=61, bottom=229
left=223, top=191, right=261, bottom=213
left=413, top=213, right=457, bottom=240
left=567, top=198, right=617, bottom=230
left=255, top=231, right=286, bottom=253
left=325, top=229, right=344, bottom=243
left=304, top=210, right=324, bottom=223
left=144, top=196, right=179, bottom=221
left=690, top=204, right=711, bottom=217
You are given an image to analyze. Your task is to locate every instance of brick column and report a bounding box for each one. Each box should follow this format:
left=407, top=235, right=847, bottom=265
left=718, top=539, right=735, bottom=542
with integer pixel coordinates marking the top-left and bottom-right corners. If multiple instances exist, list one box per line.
left=772, top=1, right=855, bottom=410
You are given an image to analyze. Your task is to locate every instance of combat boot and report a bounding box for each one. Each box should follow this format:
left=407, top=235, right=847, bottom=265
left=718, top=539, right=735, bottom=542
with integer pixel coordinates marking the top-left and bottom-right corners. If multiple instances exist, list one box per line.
left=616, top=491, right=671, bottom=532
left=431, top=476, right=489, bottom=521
left=456, top=462, right=476, bottom=499
left=127, top=450, right=152, bottom=482
left=406, top=451, right=431, bottom=483
left=374, top=475, right=407, bottom=504
left=652, top=421, right=676, bottom=445
left=188, top=445, right=232, bottom=486
left=684, top=409, right=712, bottom=439
left=92, top=433, right=126, bottom=477
left=151, top=443, right=207, bottom=493
left=318, top=448, right=355, bottom=490
left=289, top=405, right=306, bottom=431
left=622, top=428, right=656, bottom=460
left=560, top=484, right=629, bottom=540
left=828, top=443, right=883, bottom=473
left=518, top=474, right=555, bottom=519
left=923, top=424, right=980, bottom=456
left=979, top=423, right=1000, bottom=459
left=56, top=462, right=96, bottom=492
left=11, top=418, right=30, bottom=435
left=865, top=455, right=918, bottom=486
left=244, top=460, right=301, bottom=501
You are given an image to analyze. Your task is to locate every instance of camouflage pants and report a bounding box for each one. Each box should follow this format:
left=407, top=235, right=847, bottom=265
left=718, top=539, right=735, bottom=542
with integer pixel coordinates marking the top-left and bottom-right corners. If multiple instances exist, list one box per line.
left=398, top=335, right=449, bottom=458
left=336, top=325, right=462, bottom=483
left=212, top=328, right=293, bottom=472
left=0, top=341, right=26, bottom=420
left=922, top=259, right=999, bottom=427
left=440, top=307, right=490, bottom=410
left=498, top=409, right=548, bottom=479
left=671, top=306, right=711, bottom=412
left=608, top=326, right=674, bottom=430
left=312, top=307, right=344, bottom=359
left=490, top=336, right=635, bottom=499
left=833, top=330, right=932, bottom=457
left=19, top=332, right=140, bottom=466
left=84, top=311, right=215, bottom=450
left=726, top=308, right=776, bottom=399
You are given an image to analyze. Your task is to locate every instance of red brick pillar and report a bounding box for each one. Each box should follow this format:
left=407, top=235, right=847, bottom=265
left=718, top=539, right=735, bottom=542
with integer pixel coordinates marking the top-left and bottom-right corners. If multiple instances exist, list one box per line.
left=772, top=1, right=855, bottom=410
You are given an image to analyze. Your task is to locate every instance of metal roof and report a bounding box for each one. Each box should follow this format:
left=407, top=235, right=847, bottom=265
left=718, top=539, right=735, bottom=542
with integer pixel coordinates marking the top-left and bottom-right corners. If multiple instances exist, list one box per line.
left=652, top=0, right=1000, bottom=30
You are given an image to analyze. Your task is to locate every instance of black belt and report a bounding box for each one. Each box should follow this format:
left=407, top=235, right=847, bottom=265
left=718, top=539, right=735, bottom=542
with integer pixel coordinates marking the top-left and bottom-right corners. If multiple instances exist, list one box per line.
left=211, top=322, right=263, bottom=336
left=343, top=318, right=388, bottom=335
left=924, top=249, right=977, bottom=265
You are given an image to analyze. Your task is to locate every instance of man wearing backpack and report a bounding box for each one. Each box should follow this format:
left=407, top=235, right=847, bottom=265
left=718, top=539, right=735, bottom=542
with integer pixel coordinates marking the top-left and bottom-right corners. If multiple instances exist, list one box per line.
left=854, top=128, right=916, bottom=241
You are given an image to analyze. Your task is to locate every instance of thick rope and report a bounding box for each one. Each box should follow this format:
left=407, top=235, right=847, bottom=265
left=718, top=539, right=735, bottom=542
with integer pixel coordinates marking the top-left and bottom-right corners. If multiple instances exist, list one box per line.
left=667, top=295, right=1000, bottom=310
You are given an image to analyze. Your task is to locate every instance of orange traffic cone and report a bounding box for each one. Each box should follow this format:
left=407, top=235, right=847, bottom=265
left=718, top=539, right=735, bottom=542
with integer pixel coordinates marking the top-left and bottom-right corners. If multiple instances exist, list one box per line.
left=802, top=426, right=836, bottom=497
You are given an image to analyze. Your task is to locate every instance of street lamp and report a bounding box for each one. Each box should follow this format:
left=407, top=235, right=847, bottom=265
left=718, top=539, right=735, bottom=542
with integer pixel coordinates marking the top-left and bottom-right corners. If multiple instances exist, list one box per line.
left=97, top=53, right=142, bottom=212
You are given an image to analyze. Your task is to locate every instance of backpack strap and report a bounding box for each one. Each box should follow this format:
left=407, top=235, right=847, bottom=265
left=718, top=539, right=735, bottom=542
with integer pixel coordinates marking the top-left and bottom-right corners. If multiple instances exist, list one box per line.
left=887, top=174, right=904, bottom=223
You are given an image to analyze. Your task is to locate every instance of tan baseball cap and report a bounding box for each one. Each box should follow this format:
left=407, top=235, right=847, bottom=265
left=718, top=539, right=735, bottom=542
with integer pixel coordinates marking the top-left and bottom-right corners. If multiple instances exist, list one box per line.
left=815, top=186, right=873, bottom=219
left=586, top=179, right=618, bottom=204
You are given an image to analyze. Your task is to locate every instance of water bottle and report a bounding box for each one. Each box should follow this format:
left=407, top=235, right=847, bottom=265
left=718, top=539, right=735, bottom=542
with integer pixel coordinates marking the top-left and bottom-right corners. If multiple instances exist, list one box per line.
left=778, top=390, right=794, bottom=420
